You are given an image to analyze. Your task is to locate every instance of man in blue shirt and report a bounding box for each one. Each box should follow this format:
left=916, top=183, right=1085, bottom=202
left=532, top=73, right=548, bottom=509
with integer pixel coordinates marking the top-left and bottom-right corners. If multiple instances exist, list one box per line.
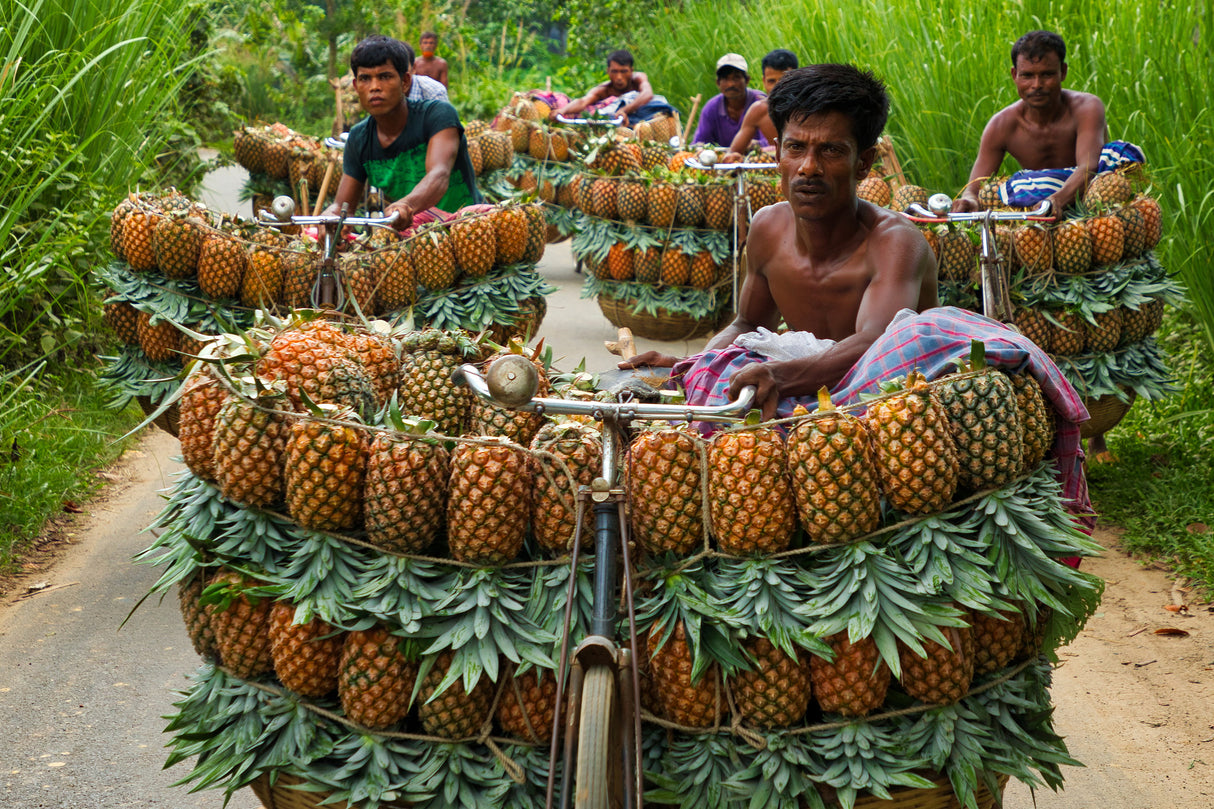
left=693, top=53, right=765, bottom=148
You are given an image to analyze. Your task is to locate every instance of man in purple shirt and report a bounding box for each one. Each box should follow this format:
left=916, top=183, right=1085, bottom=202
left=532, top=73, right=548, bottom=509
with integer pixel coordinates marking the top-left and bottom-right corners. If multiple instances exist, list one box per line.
left=693, top=53, right=765, bottom=148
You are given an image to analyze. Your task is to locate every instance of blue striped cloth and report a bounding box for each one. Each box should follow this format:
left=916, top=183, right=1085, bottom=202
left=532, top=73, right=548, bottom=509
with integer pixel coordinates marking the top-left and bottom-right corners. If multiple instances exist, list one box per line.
left=1000, top=140, right=1145, bottom=207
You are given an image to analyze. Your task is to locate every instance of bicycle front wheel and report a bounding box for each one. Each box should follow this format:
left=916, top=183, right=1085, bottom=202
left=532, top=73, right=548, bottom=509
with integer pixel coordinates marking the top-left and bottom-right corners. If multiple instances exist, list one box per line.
left=574, top=665, right=618, bottom=809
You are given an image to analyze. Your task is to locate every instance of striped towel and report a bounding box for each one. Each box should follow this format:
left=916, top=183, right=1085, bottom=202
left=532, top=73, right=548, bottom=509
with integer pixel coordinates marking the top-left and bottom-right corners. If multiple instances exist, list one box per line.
left=672, top=307, right=1095, bottom=547
left=1000, top=140, right=1145, bottom=207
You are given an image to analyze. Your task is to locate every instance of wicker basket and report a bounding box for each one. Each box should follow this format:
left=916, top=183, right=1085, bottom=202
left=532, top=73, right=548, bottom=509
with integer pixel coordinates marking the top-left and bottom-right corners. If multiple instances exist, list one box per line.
left=597, top=292, right=730, bottom=342
left=846, top=773, right=1007, bottom=808
left=250, top=772, right=412, bottom=809
left=1081, top=388, right=1136, bottom=438
left=135, top=394, right=179, bottom=437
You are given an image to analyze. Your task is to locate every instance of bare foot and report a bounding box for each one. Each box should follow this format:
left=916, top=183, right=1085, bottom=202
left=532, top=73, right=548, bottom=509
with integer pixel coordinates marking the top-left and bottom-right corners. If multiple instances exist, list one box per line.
left=1086, top=434, right=1116, bottom=465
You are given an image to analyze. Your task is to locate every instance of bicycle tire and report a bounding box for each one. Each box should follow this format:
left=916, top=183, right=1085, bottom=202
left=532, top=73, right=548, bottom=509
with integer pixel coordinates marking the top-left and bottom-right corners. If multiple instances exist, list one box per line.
left=574, top=665, right=617, bottom=809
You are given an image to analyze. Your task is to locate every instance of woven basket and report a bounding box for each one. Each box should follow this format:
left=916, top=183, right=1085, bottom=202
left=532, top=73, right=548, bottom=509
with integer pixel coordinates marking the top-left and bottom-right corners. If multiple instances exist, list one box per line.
left=597, top=291, right=729, bottom=342
left=250, top=772, right=412, bottom=809
left=135, top=394, right=179, bottom=437
left=1081, top=388, right=1136, bottom=438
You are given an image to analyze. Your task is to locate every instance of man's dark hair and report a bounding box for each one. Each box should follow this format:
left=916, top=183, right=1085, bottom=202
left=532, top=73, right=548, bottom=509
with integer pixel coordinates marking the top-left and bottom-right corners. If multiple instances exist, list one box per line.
left=420, top=31, right=437, bottom=41
left=761, top=49, right=799, bottom=72
left=767, top=64, right=889, bottom=150
left=350, top=35, right=414, bottom=76
left=1011, top=30, right=1066, bottom=67
left=607, top=49, right=634, bottom=68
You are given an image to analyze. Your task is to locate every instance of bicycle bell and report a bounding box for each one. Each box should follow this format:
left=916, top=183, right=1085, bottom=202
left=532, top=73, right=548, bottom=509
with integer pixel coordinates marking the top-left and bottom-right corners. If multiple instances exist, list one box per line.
left=270, top=195, right=296, bottom=222
left=928, top=193, right=952, bottom=216
left=485, top=354, right=540, bottom=407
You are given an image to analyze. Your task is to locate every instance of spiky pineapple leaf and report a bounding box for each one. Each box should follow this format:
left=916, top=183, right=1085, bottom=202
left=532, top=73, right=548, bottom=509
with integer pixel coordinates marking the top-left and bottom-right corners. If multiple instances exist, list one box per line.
left=352, top=555, right=450, bottom=635
left=637, top=562, right=750, bottom=680
left=712, top=558, right=831, bottom=661
left=405, top=743, right=511, bottom=809
left=646, top=733, right=748, bottom=808
left=888, top=510, right=1012, bottom=612
left=808, top=721, right=936, bottom=807
left=718, top=733, right=827, bottom=809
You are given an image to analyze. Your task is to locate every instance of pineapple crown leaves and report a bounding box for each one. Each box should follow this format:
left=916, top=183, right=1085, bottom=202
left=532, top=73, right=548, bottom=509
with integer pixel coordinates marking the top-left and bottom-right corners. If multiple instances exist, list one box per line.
left=398, top=741, right=511, bottom=809
left=798, top=542, right=970, bottom=679
left=351, top=554, right=451, bottom=635
left=710, top=558, right=832, bottom=661
left=716, top=734, right=827, bottom=809
left=647, top=733, right=753, bottom=808
left=198, top=569, right=274, bottom=612
left=886, top=511, right=1012, bottom=613
left=419, top=567, right=557, bottom=695
left=805, top=721, right=937, bottom=803
left=636, top=563, right=750, bottom=680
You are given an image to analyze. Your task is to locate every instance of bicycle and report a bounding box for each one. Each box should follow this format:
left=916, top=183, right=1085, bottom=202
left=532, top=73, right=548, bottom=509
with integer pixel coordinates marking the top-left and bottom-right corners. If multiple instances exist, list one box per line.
left=259, top=195, right=399, bottom=310
left=456, top=355, right=755, bottom=809
left=903, top=194, right=1053, bottom=322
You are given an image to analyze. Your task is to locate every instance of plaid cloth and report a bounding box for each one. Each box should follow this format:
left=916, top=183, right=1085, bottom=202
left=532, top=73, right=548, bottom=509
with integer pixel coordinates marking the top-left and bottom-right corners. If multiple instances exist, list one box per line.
left=1000, top=140, right=1145, bottom=207
left=673, top=307, right=1095, bottom=550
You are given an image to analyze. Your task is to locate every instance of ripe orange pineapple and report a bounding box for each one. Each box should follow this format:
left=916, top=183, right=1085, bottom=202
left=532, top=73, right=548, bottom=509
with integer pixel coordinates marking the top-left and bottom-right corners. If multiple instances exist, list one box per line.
left=256, top=324, right=376, bottom=419
left=1086, top=210, right=1125, bottom=266
left=590, top=178, right=619, bottom=220
left=178, top=364, right=229, bottom=482
left=121, top=207, right=161, bottom=272
left=647, top=182, right=678, bottom=228
left=1014, top=307, right=1053, bottom=353
left=970, top=608, right=1027, bottom=676
left=897, top=622, right=974, bottom=705
left=659, top=244, right=690, bottom=286
left=207, top=568, right=274, bottom=680
left=1049, top=310, right=1087, bottom=355
left=810, top=631, right=890, bottom=717
left=708, top=422, right=795, bottom=555
left=342, top=329, right=400, bottom=410
left=268, top=601, right=344, bottom=698
left=702, top=183, right=734, bottom=229
left=284, top=405, right=368, bottom=532
left=890, top=184, right=928, bottom=212
left=1051, top=220, right=1092, bottom=274
left=1012, top=224, right=1053, bottom=273
left=786, top=392, right=882, bottom=544
left=607, top=241, right=635, bottom=281
left=197, top=230, right=248, bottom=300
left=647, top=621, right=722, bottom=728
left=418, top=650, right=495, bottom=738
left=627, top=426, right=704, bottom=557
left=938, top=226, right=977, bottom=283
left=492, top=205, right=529, bottom=265
left=338, top=624, right=418, bottom=729
left=616, top=178, right=648, bottom=222
left=447, top=438, right=532, bottom=565
left=1085, top=170, right=1134, bottom=207
left=864, top=373, right=959, bottom=515
left=1084, top=308, right=1123, bottom=353
left=212, top=385, right=290, bottom=509
left=495, top=666, right=561, bottom=744
left=451, top=210, right=498, bottom=278
left=103, top=299, right=140, bottom=345
left=1116, top=204, right=1147, bottom=259
left=410, top=225, right=459, bottom=291
left=529, top=421, right=602, bottom=555
left=241, top=244, right=285, bottom=308
left=152, top=212, right=205, bottom=279
left=1129, top=194, right=1162, bottom=249
left=136, top=311, right=181, bottom=363
left=856, top=175, right=891, bottom=207
left=178, top=568, right=220, bottom=660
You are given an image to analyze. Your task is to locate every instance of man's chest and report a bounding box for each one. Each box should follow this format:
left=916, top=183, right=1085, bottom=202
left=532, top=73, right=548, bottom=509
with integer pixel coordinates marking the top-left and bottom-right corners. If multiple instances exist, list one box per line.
left=1007, top=122, right=1079, bottom=170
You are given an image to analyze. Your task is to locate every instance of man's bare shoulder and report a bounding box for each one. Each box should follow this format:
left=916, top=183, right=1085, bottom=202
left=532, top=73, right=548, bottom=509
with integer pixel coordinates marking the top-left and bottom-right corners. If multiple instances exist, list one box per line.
left=1062, top=88, right=1106, bottom=114
left=742, top=99, right=769, bottom=123
left=862, top=202, right=932, bottom=261
left=746, top=202, right=793, bottom=268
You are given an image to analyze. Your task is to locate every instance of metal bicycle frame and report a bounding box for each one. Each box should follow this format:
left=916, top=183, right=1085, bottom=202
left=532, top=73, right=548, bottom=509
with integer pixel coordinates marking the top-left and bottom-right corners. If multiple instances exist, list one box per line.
left=457, top=365, right=754, bottom=809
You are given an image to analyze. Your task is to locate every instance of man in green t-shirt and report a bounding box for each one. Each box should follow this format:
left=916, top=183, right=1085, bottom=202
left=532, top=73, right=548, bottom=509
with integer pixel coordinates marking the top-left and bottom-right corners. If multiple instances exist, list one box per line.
left=325, top=35, right=480, bottom=232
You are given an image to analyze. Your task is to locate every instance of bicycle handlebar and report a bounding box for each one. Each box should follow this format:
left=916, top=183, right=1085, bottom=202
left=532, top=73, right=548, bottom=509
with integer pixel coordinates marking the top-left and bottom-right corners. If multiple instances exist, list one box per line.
left=454, top=363, right=757, bottom=423
left=257, top=200, right=401, bottom=230
left=554, top=113, right=626, bottom=127
left=684, top=157, right=778, bottom=172
left=903, top=197, right=1053, bottom=224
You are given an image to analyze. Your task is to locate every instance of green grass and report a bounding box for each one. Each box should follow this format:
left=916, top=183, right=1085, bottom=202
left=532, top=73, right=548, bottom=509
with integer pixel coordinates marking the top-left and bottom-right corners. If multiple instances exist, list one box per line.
left=0, top=365, right=145, bottom=571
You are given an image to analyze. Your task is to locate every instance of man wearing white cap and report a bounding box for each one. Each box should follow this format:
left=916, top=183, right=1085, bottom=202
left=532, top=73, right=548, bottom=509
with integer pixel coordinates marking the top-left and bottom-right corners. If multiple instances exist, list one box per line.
left=693, top=53, right=765, bottom=147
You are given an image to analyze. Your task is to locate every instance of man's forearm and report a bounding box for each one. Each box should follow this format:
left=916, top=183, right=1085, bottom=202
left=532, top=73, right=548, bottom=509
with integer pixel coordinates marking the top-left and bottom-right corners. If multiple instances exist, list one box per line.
left=401, top=169, right=452, bottom=214
left=773, top=332, right=874, bottom=398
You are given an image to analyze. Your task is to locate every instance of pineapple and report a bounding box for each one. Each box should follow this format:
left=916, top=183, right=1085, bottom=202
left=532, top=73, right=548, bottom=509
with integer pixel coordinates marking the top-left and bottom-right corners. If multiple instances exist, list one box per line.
left=152, top=212, right=205, bottom=279
left=856, top=175, right=892, bottom=207
left=937, top=226, right=977, bottom=283
left=1129, top=194, right=1163, bottom=249
left=890, top=184, right=928, bottom=212
left=464, top=119, right=488, bottom=140
left=206, top=568, right=274, bottom=680
left=745, top=176, right=780, bottom=214
left=674, top=181, right=705, bottom=227
left=451, top=210, right=498, bottom=278
left=284, top=405, right=368, bottom=532
left=1007, top=371, right=1055, bottom=472
left=411, top=224, right=459, bottom=291
left=1084, top=308, right=1123, bottom=353
left=787, top=392, right=882, bottom=545
left=338, top=625, right=418, bottom=729
left=529, top=420, right=602, bottom=555
left=241, top=244, right=285, bottom=308
left=933, top=342, right=1023, bottom=491
left=864, top=372, right=960, bottom=515
left=509, top=118, right=532, bottom=153
left=647, top=182, right=678, bottom=228
left=607, top=241, right=635, bottom=281
left=178, top=569, right=220, bottom=660
left=1116, top=204, right=1147, bottom=259
left=103, top=299, right=140, bottom=345
left=257, top=326, right=376, bottom=419
left=212, top=384, right=290, bottom=509
left=897, top=621, right=974, bottom=705
left=627, top=426, right=704, bottom=557
left=977, top=176, right=1007, bottom=210
left=447, top=437, right=532, bottom=565
left=970, top=608, right=1027, bottom=676
left=197, top=230, right=248, bottom=300
left=810, top=631, right=890, bottom=717
left=136, top=311, right=181, bottom=363
left=591, top=178, right=620, bottom=220
left=1049, top=310, right=1087, bottom=355
left=338, top=253, right=378, bottom=316
left=640, top=144, right=667, bottom=172
left=1051, top=219, right=1092, bottom=274
left=398, top=329, right=481, bottom=436
left=521, top=203, right=547, bottom=264
left=109, top=196, right=135, bottom=260
left=279, top=246, right=319, bottom=309
left=496, top=666, right=560, bottom=744
left=659, top=244, right=691, bottom=286
left=1014, top=307, right=1053, bottom=353
left=647, top=621, right=722, bottom=728
left=178, top=364, right=229, bottom=483
left=727, top=636, right=812, bottom=728
left=121, top=207, right=161, bottom=272
left=492, top=204, right=529, bottom=266
left=1085, top=170, right=1134, bottom=207
left=1120, top=298, right=1162, bottom=345
left=616, top=178, right=648, bottom=223
left=342, top=329, right=400, bottom=410
left=528, top=127, right=553, bottom=161
left=418, top=650, right=495, bottom=738
left=702, top=183, right=734, bottom=230
left=634, top=245, right=662, bottom=284
left=480, top=130, right=513, bottom=172
left=708, top=421, right=795, bottom=555
left=1012, top=224, right=1052, bottom=274
left=1086, top=210, right=1125, bottom=266
left=688, top=249, right=717, bottom=290
left=369, top=243, right=415, bottom=312
left=268, top=601, right=344, bottom=698
left=364, top=420, right=450, bottom=554
left=467, top=138, right=484, bottom=175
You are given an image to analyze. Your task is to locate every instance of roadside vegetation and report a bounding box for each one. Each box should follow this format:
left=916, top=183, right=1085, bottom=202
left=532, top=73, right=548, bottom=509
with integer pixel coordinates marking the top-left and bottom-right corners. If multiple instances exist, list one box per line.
left=1, top=0, right=1210, bottom=591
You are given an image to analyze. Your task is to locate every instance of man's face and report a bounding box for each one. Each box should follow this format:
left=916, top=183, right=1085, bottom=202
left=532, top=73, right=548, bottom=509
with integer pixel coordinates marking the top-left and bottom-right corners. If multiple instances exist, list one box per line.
left=762, top=67, right=787, bottom=94
left=354, top=61, right=408, bottom=115
left=1011, top=52, right=1066, bottom=109
left=716, top=68, right=749, bottom=101
left=607, top=61, right=633, bottom=91
left=420, top=35, right=437, bottom=56
left=776, top=111, right=874, bottom=220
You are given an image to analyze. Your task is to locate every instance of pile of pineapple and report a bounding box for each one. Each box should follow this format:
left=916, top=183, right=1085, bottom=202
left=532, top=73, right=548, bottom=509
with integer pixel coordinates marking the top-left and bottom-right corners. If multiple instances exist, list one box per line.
left=859, top=166, right=1182, bottom=423
left=231, top=123, right=338, bottom=216
left=98, top=190, right=554, bottom=431
left=148, top=322, right=1100, bottom=808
